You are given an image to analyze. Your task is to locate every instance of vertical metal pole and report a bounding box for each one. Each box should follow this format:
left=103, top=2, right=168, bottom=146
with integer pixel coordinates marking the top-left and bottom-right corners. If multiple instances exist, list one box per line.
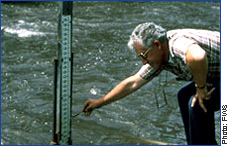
left=70, top=52, right=74, bottom=144
left=51, top=59, right=58, bottom=145
left=59, top=1, right=73, bottom=145
left=52, top=1, right=73, bottom=145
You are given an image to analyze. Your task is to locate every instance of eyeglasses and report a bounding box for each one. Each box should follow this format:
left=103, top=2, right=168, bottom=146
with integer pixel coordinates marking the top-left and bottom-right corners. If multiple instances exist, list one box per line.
left=137, top=49, right=150, bottom=60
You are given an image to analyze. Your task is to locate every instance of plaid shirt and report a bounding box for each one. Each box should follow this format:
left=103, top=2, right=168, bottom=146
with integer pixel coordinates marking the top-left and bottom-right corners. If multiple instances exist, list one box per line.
left=137, top=29, right=220, bottom=82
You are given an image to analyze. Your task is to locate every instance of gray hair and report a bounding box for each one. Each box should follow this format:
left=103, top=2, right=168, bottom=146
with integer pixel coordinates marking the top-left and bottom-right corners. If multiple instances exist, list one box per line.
left=128, top=22, right=167, bottom=50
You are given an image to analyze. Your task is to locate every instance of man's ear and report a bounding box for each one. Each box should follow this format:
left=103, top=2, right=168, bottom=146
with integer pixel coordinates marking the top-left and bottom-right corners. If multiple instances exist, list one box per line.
left=153, top=40, right=161, bottom=50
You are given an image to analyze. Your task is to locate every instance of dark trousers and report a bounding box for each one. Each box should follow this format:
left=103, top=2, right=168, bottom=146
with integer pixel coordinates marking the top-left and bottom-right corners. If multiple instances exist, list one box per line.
left=177, top=81, right=220, bottom=145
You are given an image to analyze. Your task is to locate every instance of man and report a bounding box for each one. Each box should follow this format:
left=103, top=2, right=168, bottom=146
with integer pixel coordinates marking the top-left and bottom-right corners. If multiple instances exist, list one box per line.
left=83, top=22, right=220, bottom=145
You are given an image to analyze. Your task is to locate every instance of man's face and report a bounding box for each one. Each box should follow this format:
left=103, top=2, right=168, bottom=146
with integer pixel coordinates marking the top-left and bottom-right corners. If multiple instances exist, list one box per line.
left=134, top=42, right=164, bottom=69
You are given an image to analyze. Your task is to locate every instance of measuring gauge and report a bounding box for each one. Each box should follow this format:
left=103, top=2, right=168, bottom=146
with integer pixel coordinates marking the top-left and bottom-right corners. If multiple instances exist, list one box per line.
left=60, top=15, right=72, bottom=145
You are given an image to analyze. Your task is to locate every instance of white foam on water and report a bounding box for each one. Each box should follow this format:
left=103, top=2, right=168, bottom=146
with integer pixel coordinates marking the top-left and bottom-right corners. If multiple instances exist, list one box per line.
left=3, top=27, right=46, bottom=37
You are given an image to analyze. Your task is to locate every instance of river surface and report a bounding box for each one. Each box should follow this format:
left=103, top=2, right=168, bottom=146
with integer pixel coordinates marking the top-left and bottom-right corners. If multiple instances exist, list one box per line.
left=1, top=1, right=220, bottom=145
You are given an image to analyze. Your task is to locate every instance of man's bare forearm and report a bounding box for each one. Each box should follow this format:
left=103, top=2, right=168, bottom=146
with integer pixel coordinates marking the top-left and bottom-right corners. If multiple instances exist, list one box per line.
left=98, top=74, right=148, bottom=107
left=186, top=44, right=208, bottom=87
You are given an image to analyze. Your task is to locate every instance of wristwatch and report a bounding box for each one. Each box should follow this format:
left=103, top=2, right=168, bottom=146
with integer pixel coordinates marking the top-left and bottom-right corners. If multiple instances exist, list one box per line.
left=195, top=83, right=206, bottom=89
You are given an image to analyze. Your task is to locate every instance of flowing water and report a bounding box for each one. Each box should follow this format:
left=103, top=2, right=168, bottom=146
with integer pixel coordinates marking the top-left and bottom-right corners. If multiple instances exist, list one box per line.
left=1, top=1, right=220, bottom=145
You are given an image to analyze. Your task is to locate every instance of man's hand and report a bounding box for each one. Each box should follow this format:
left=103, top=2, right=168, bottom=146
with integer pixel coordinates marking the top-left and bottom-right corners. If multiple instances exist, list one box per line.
left=191, top=86, right=215, bottom=112
left=83, top=99, right=102, bottom=115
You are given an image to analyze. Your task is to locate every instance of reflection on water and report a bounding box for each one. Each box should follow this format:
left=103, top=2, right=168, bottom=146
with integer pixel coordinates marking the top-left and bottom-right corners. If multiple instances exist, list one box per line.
left=1, top=1, right=220, bottom=145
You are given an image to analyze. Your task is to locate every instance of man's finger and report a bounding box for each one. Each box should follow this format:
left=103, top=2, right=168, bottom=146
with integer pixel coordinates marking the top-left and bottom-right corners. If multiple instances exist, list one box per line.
left=83, top=104, right=87, bottom=112
left=191, top=96, right=197, bottom=107
left=205, top=87, right=216, bottom=100
left=198, top=97, right=207, bottom=113
left=85, top=110, right=92, bottom=116
left=207, top=87, right=215, bottom=97
left=83, top=101, right=90, bottom=112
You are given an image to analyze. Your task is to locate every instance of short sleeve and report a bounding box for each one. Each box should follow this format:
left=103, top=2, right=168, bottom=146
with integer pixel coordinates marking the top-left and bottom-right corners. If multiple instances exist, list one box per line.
left=169, top=36, right=197, bottom=63
left=136, top=64, right=162, bottom=80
